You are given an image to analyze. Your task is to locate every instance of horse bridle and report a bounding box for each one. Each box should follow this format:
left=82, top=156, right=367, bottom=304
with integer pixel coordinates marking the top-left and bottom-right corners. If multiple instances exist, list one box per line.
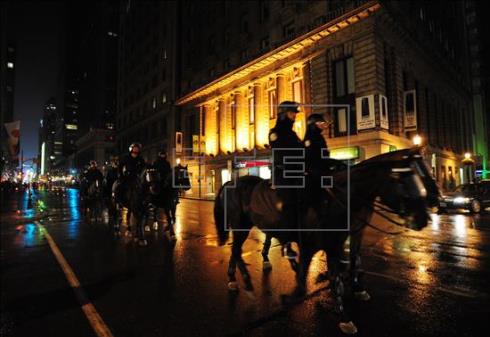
left=323, top=165, right=426, bottom=235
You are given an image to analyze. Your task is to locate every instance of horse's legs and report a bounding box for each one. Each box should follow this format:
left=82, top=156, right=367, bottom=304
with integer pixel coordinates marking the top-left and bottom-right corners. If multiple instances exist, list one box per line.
left=152, top=207, right=160, bottom=230
left=114, top=204, right=122, bottom=235
left=327, top=247, right=358, bottom=334
left=124, top=208, right=132, bottom=237
left=261, top=234, right=273, bottom=271
left=229, top=230, right=253, bottom=292
left=164, top=206, right=176, bottom=240
left=350, top=232, right=370, bottom=301
left=135, top=208, right=147, bottom=246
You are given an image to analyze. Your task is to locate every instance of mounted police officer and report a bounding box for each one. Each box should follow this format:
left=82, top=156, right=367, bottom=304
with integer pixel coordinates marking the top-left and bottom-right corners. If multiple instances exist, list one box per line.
left=104, top=156, right=119, bottom=227
left=118, top=143, right=146, bottom=180
left=83, top=160, right=104, bottom=186
left=304, top=113, right=332, bottom=211
left=81, top=161, right=103, bottom=200
left=269, top=101, right=304, bottom=251
left=153, top=150, right=172, bottom=184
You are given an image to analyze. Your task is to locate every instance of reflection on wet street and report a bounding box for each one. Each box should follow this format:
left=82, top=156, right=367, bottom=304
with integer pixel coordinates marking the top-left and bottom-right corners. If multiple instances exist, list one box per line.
left=1, top=188, right=490, bottom=337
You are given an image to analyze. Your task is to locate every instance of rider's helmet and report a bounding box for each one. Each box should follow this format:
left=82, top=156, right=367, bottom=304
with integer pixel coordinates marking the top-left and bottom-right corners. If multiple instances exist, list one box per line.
left=129, top=142, right=142, bottom=156
left=307, top=113, right=330, bottom=131
left=277, top=101, right=300, bottom=119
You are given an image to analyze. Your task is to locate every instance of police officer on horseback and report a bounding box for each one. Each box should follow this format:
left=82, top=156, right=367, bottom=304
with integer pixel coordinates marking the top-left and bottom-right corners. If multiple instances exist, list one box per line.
left=153, top=150, right=172, bottom=183
left=304, top=114, right=332, bottom=212
left=118, top=143, right=146, bottom=179
left=269, top=101, right=304, bottom=255
left=82, top=160, right=104, bottom=189
left=104, top=156, right=119, bottom=227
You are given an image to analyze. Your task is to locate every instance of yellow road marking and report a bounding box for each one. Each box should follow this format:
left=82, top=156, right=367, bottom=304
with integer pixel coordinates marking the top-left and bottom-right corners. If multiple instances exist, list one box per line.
left=35, top=221, right=114, bottom=337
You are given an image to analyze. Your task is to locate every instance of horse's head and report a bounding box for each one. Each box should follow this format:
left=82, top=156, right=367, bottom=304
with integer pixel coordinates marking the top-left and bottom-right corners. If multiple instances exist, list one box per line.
left=362, top=147, right=440, bottom=231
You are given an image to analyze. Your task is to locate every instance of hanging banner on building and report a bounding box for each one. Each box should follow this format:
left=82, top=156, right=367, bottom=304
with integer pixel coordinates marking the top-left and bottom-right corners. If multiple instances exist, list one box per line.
left=379, top=94, right=389, bottom=130
left=356, top=95, right=375, bottom=130
left=4, top=120, right=20, bottom=161
left=403, top=90, right=417, bottom=130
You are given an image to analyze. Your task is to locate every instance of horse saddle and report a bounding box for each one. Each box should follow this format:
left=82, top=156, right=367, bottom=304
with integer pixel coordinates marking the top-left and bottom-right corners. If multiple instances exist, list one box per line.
left=248, top=180, right=283, bottom=224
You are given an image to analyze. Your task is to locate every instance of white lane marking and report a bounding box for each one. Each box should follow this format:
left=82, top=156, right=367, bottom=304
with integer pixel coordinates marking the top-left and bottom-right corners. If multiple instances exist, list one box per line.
left=35, top=221, right=114, bottom=337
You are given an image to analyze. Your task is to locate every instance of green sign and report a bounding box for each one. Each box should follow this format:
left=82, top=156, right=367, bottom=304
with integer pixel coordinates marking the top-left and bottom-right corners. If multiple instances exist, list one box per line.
left=330, top=146, right=360, bottom=160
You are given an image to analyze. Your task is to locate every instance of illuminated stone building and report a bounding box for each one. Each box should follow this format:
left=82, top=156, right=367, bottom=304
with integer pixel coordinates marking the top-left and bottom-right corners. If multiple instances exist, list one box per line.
left=175, top=0, right=486, bottom=198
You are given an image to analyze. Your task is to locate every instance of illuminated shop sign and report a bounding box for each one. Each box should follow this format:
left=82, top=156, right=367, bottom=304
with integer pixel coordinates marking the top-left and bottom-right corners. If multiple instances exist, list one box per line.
left=330, top=146, right=360, bottom=160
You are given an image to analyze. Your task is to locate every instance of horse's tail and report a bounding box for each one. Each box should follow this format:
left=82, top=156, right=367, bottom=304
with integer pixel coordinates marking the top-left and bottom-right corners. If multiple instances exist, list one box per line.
left=214, top=182, right=229, bottom=246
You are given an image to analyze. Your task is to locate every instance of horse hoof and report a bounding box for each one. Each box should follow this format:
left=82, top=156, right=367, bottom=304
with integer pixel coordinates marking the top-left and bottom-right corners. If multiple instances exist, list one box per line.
left=354, top=290, right=371, bottom=301
left=138, top=239, right=148, bottom=246
left=114, top=231, right=121, bottom=237
left=339, top=321, right=358, bottom=334
left=124, top=231, right=132, bottom=237
left=144, top=225, right=151, bottom=232
left=228, top=282, right=239, bottom=291
left=244, top=290, right=256, bottom=300
left=262, top=261, right=272, bottom=271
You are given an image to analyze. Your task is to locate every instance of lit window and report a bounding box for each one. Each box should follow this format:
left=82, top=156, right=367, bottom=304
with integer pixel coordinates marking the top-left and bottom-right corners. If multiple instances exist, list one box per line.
left=152, top=97, right=157, bottom=109
left=7, top=62, right=14, bottom=69
left=163, top=49, right=167, bottom=60
left=337, top=108, right=347, bottom=133
left=162, top=93, right=167, bottom=104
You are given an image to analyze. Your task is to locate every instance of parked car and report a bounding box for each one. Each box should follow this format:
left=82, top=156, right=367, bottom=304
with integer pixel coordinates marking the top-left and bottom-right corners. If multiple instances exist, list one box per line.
left=438, top=181, right=490, bottom=213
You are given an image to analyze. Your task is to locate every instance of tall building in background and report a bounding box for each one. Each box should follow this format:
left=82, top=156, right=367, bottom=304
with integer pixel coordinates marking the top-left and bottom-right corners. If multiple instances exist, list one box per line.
left=0, top=1, right=17, bottom=173
left=63, top=2, right=119, bottom=169
left=116, top=1, right=178, bottom=162
left=38, top=98, right=63, bottom=175
left=175, top=0, right=486, bottom=198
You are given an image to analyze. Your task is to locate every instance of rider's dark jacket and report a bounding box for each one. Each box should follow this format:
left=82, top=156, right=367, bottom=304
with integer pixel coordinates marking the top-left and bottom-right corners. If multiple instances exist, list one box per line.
left=153, top=157, right=172, bottom=184
left=269, top=117, right=304, bottom=186
left=83, top=167, right=104, bottom=185
left=304, top=129, right=330, bottom=177
left=104, top=166, right=118, bottom=197
left=118, top=154, right=146, bottom=180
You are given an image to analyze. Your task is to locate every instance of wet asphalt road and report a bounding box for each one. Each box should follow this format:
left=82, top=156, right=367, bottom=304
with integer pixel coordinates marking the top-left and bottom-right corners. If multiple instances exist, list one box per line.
left=1, top=188, right=490, bottom=337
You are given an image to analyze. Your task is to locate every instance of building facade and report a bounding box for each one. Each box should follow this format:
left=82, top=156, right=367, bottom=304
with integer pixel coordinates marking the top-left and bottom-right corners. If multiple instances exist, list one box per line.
left=0, top=1, right=17, bottom=172
left=176, top=0, right=485, bottom=198
left=38, top=98, right=64, bottom=175
left=62, top=2, right=119, bottom=170
left=74, top=128, right=115, bottom=169
left=115, top=1, right=179, bottom=163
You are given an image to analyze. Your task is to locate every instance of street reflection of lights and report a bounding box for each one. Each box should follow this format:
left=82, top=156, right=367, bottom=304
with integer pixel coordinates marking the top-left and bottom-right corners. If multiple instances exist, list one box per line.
left=430, top=213, right=440, bottom=231
left=454, top=214, right=467, bottom=238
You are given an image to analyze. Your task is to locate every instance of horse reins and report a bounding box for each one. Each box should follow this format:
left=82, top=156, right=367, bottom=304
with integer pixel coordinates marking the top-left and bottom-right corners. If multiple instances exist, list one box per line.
left=324, top=185, right=408, bottom=236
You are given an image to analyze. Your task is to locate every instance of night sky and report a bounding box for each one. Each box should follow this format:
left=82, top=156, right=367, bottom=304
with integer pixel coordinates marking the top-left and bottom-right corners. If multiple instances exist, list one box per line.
left=9, top=2, right=64, bottom=161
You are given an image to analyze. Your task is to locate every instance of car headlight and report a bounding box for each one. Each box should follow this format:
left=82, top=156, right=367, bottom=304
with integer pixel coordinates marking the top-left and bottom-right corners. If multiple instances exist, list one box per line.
left=453, top=197, right=470, bottom=204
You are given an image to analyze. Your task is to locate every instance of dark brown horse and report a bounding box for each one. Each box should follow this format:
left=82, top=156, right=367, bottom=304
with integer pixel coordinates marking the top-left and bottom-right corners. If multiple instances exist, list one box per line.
left=214, top=147, right=439, bottom=334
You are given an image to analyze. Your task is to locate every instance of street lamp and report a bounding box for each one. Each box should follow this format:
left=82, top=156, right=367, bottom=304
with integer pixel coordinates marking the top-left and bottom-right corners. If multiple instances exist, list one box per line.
left=412, top=134, right=422, bottom=146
